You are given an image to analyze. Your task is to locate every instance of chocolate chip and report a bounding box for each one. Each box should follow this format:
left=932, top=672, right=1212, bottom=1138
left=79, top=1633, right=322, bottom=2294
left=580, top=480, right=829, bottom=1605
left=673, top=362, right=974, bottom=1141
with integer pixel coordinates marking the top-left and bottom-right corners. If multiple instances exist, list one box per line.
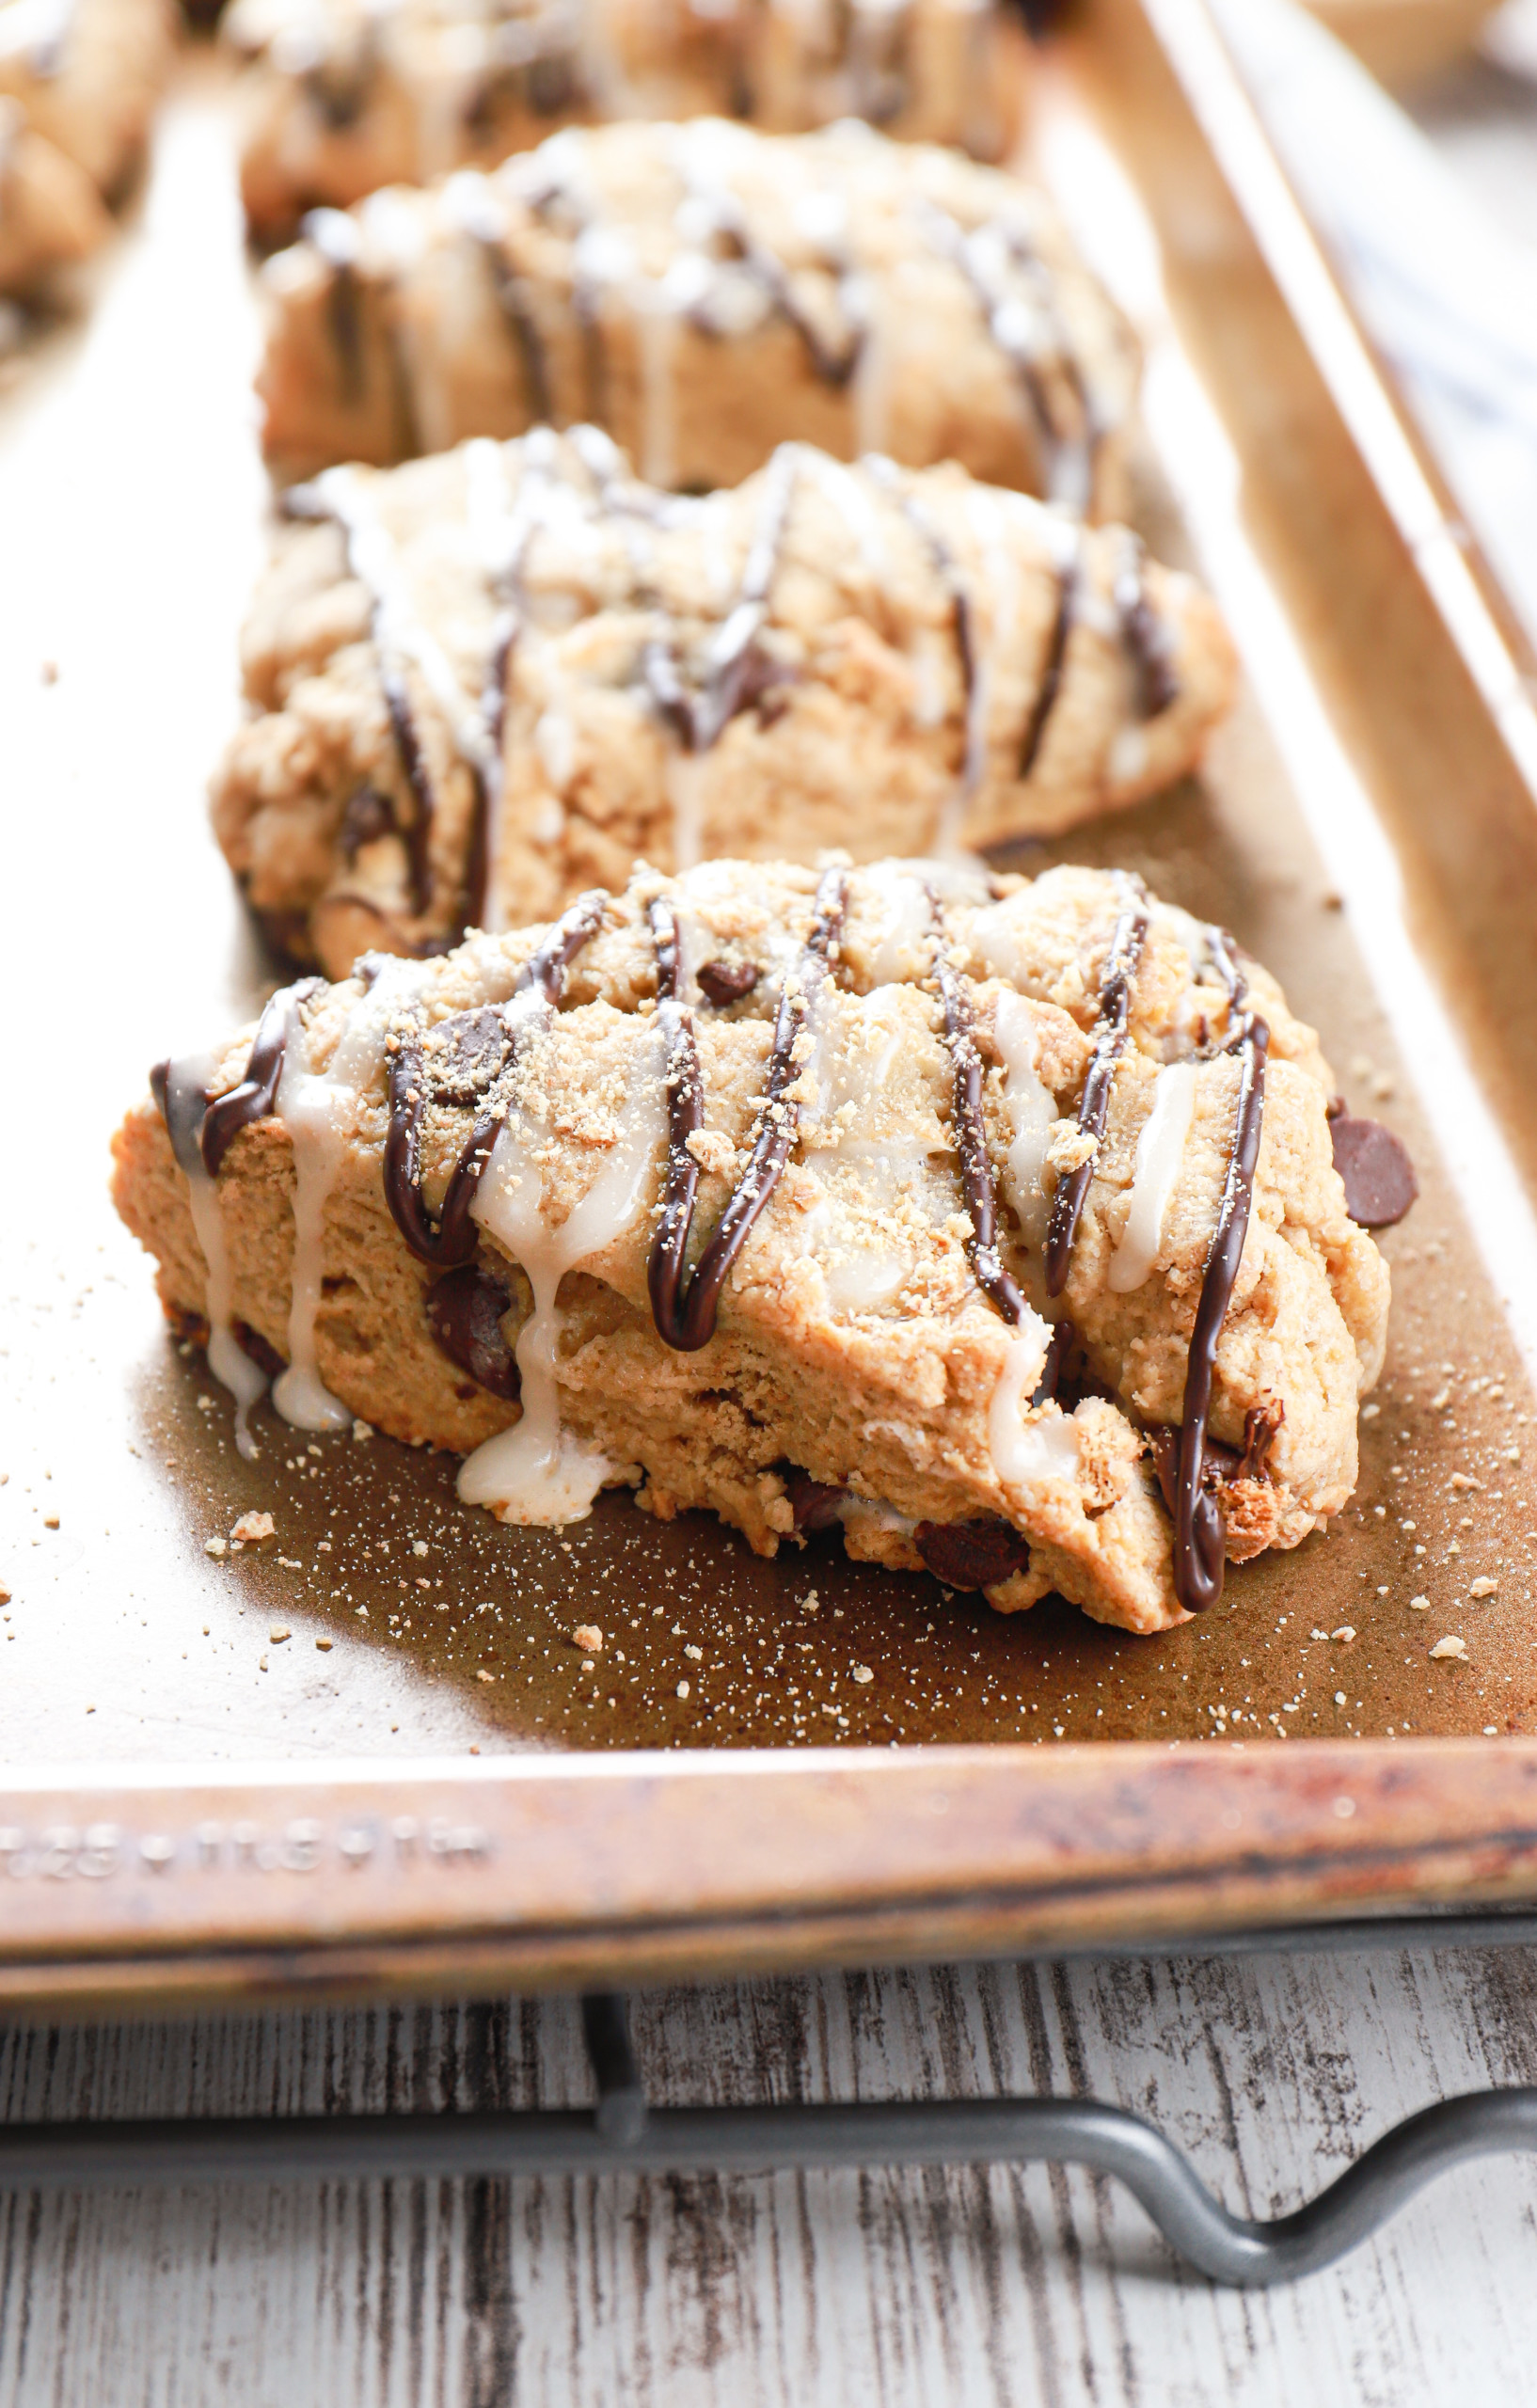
left=914, top=1517, right=1030, bottom=1590
left=783, top=1467, right=848, bottom=1532
left=1330, top=1114, right=1418, bottom=1228
left=426, top=1266, right=520, bottom=1401
left=339, top=784, right=397, bottom=862
left=423, top=1006, right=512, bottom=1107
left=697, top=958, right=760, bottom=1008
left=1148, top=1409, right=1278, bottom=1517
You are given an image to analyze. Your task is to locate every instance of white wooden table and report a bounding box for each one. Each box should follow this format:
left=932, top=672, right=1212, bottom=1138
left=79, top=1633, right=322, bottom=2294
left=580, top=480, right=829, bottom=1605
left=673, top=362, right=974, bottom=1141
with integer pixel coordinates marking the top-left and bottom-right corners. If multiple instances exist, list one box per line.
left=2, top=1941, right=1536, bottom=2403
left=8, top=20, right=1537, bottom=2407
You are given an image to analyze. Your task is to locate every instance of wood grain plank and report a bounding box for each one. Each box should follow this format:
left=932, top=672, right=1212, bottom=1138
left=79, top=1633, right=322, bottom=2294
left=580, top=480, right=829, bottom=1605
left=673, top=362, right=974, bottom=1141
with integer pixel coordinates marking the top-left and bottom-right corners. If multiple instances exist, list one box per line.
left=3, top=1948, right=1537, bottom=2405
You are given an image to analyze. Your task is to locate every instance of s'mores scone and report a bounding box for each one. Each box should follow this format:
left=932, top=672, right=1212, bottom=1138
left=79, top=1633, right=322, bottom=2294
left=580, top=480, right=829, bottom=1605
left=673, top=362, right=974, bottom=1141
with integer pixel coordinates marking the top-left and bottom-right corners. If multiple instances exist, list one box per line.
left=110, top=860, right=1411, bottom=1634
left=258, top=119, right=1137, bottom=509
left=0, top=0, right=175, bottom=201
left=212, top=430, right=1237, bottom=980
left=226, top=0, right=1019, bottom=246
left=0, top=96, right=108, bottom=296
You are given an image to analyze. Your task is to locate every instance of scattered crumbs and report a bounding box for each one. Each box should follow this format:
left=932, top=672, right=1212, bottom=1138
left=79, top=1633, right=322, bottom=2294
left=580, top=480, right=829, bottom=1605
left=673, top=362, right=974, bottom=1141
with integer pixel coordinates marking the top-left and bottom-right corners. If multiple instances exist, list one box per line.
left=676, top=1680, right=691, bottom=1701
left=683, top=1643, right=703, bottom=1662
left=42, top=1516, right=59, bottom=1531
left=1469, top=1577, right=1498, bottom=1599
left=573, top=1624, right=603, bottom=1652
left=1334, top=1690, right=1347, bottom=1705
left=1376, top=1585, right=1389, bottom=1597
left=258, top=1655, right=269, bottom=1672
left=1483, top=1726, right=1499, bottom=1737
left=1331, top=1626, right=1356, bottom=1643
left=1450, top=1473, right=1482, bottom=1494
left=800, top=1589, right=820, bottom=1616
left=412, top=1540, right=429, bottom=1558
left=1409, top=1594, right=1430, bottom=1611
left=352, top=1420, right=372, bottom=1441
left=851, top=1666, right=875, bottom=1686
left=204, top=1537, right=227, bottom=1560
left=315, top=1637, right=332, bottom=1652
left=277, top=1557, right=304, bottom=1571
left=476, top=1670, right=495, bottom=1683
left=1430, top=1636, right=1467, bottom=1661
left=268, top=1624, right=291, bottom=1644
left=231, top=1512, right=275, bottom=1545
left=1361, top=1403, right=1380, bottom=1421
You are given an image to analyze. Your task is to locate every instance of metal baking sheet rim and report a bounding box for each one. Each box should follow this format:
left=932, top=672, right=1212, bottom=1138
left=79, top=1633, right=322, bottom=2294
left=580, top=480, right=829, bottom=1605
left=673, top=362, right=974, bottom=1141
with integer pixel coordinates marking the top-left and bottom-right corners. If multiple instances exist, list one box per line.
left=2, top=1737, right=1537, bottom=2010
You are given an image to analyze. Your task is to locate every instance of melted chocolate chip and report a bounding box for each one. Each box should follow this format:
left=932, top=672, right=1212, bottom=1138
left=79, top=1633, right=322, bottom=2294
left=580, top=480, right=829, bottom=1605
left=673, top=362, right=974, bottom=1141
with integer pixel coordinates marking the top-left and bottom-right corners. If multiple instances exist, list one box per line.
left=914, top=1517, right=1031, bottom=1591
left=1149, top=1401, right=1281, bottom=1517
left=697, top=958, right=760, bottom=1007
left=783, top=1468, right=848, bottom=1532
left=339, top=784, right=397, bottom=862
left=422, top=1005, right=514, bottom=1107
left=1330, top=1115, right=1418, bottom=1228
left=425, top=1265, right=521, bottom=1402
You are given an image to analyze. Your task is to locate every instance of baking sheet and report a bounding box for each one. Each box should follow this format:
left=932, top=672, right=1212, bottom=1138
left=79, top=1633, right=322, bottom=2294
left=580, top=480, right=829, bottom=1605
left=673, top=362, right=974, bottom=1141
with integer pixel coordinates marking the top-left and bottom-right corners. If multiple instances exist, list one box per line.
left=4, top=27, right=1537, bottom=1799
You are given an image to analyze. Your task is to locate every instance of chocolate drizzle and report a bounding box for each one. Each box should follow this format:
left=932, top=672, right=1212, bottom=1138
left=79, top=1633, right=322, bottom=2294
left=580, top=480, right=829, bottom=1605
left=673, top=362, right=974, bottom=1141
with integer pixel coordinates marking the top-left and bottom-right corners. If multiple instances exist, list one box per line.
left=927, top=895, right=1026, bottom=1328
left=382, top=889, right=609, bottom=1266
left=302, top=210, right=366, bottom=407
left=283, top=479, right=438, bottom=916
left=1113, top=533, right=1180, bottom=719
left=678, top=171, right=862, bottom=388
left=913, top=200, right=1095, bottom=515
left=1019, top=531, right=1080, bottom=778
left=864, top=456, right=978, bottom=782
left=647, top=869, right=848, bottom=1353
left=1167, top=928, right=1270, bottom=1614
left=643, top=443, right=800, bottom=754
left=152, top=978, right=325, bottom=1180
left=1043, top=883, right=1149, bottom=1296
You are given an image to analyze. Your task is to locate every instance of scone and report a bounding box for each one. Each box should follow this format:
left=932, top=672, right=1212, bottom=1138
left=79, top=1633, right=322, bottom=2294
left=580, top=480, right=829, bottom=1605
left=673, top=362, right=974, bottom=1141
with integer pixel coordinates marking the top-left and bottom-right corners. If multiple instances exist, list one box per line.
left=0, top=97, right=108, bottom=295
left=0, top=0, right=175, bottom=201
left=258, top=118, right=1137, bottom=511
left=212, top=429, right=1237, bottom=979
left=224, top=0, right=1020, bottom=245
left=110, top=858, right=1410, bottom=1634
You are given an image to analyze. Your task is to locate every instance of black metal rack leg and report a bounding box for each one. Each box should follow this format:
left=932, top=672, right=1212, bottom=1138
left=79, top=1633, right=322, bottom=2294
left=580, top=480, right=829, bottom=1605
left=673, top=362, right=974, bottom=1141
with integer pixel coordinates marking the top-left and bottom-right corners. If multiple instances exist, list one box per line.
left=0, top=1987, right=1532, bottom=2287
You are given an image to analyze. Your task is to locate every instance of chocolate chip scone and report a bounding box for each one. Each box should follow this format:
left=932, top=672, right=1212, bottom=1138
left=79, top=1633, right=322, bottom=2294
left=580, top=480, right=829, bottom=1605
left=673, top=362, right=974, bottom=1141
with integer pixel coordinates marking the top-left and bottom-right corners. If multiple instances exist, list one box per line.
left=258, top=119, right=1136, bottom=504
left=0, top=0, right=174, bottom=201
left=0, top=96, right=107, bottom=295
left=225, top=0, right=1018, bottom=246
left=212, top=429, right=1236, bottom=980
left=111, top=858, right=1411, bottom=1634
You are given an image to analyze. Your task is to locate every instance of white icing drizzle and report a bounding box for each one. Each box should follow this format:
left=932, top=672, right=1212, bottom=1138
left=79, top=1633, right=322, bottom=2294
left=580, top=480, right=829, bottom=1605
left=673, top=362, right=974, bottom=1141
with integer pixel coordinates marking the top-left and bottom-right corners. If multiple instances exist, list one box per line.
left=987, top=1319, right=1075, bottom=1497
left=665, top=750, right=710, bottom=873
left=459, top=1017, right=666, bottom=1525
left=991, top=989, right=1054, bottom=1249
left=634, top=290, right=677, bottom=490
left=272, top=960, right=426, bottom=1432
left=1108, top=1059, right=1197, bottom=1295
left=162, top=1054, right=269, bottom=1463
left=863, top=859, right=933, bottom=987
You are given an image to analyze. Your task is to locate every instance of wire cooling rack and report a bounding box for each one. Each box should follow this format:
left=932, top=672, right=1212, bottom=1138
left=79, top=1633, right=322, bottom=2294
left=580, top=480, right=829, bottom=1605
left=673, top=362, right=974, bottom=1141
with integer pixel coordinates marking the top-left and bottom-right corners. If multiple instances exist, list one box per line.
left=3, top=1913, right=1536, bottom=2285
